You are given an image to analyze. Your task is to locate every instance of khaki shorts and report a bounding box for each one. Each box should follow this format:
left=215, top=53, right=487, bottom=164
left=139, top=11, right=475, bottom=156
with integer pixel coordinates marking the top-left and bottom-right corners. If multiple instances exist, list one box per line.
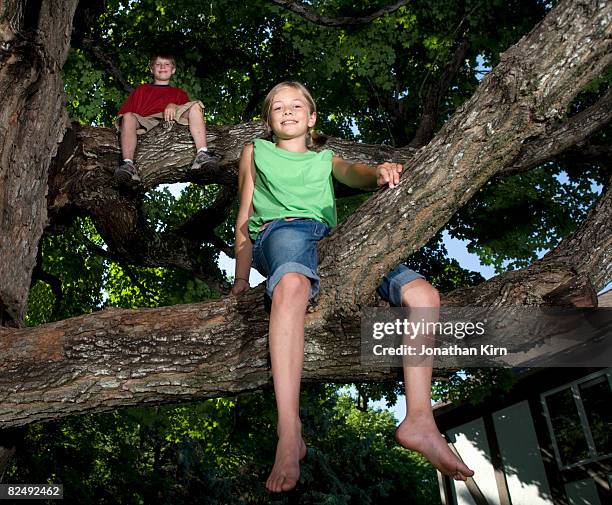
left=116, top=100, right=204, bottom=134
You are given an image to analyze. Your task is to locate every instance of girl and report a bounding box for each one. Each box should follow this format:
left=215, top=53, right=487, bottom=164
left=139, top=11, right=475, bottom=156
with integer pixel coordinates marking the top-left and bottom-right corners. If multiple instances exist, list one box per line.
left=232, top=82, right=474, bottom=493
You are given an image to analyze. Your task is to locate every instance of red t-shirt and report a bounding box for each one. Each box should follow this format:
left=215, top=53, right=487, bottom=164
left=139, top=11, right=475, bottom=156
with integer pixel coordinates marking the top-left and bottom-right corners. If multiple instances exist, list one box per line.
left=118, top=84, right=189, bottom=117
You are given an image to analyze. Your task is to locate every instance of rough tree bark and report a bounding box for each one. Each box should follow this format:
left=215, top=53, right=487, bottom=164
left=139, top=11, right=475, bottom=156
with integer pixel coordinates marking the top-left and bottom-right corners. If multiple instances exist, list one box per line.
left=0, top=0, right=80, bottom=478
left=0, top=0, right=610, bottom=429
left=0, top=0, right=79, bottom=327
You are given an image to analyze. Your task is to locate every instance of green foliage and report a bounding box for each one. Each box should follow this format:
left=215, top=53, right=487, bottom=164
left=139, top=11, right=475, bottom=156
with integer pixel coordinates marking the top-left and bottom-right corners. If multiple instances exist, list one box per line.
left=448, top=167, right=601, bottom=272
left=26, top=218, right=106, bottom=326
left=432, top=368, right=516, bottom=404
left=7, top=387, right=439, bottom=504
left=63, top=49, right=124, bottom=127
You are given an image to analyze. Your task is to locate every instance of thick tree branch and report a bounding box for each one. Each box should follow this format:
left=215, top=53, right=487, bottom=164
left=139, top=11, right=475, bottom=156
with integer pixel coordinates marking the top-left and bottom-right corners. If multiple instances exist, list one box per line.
left=174, top=186, right=236, bottom=242
left=31, top=265, right=63, bottom=302
left=46, top=122, right=240, bottom=287
left=270, top=0, right=410, bottom=28
left=501, top=87, right=612, bottom=174
left=560, top=141, right=612, bottom=168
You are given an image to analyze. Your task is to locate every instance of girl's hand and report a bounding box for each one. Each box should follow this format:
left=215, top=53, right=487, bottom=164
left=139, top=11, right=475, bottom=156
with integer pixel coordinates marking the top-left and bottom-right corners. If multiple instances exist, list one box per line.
left=376, top=162, right=403, bottom=189
left=230, top=278, right=250, bottom=296
left=164, top=103, right=178, bottom=121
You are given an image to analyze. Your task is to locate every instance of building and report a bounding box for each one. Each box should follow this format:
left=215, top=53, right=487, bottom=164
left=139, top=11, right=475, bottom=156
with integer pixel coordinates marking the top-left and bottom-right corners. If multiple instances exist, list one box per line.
left=434, top=292, right=612, bottom=505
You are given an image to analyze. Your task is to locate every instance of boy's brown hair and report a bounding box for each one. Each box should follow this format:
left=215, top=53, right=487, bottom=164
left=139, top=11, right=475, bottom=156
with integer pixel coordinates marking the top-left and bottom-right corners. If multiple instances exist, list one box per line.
left=149, top=53, right=176, bottom=69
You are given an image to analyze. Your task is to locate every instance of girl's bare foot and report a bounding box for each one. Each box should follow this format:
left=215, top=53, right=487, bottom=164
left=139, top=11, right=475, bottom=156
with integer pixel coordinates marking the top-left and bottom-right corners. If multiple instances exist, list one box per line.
left=395, top=412, right=474, bottom=481
left=265, top=433, right=307, bottom=492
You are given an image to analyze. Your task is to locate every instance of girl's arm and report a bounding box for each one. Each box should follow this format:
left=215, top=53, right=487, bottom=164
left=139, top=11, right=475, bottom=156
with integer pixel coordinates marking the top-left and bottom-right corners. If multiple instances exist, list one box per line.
left=332, top=156, right=402, bottom=190
left=231, top=143, right=256, bottom=295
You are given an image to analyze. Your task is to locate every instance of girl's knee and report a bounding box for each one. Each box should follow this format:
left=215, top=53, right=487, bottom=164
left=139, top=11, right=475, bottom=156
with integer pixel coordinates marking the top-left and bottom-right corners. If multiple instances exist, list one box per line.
left=400, top=279, right=440, bottom=308
left=273, top=273, right=310, bottom=300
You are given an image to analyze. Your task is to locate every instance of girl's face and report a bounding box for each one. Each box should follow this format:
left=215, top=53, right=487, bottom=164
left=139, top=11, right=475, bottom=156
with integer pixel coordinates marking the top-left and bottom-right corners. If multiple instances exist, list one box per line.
left=268, top=87, right=316, bottom=140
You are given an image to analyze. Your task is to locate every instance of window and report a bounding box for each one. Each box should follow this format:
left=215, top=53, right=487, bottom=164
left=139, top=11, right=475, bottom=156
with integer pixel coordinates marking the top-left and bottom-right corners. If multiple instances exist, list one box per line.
left=542, top=369, right=612, bottom=469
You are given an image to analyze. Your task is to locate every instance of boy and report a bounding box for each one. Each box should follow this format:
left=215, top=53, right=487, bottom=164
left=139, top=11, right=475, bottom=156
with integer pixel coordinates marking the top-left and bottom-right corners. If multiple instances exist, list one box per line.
left=115, top=53, right=217, bottom=183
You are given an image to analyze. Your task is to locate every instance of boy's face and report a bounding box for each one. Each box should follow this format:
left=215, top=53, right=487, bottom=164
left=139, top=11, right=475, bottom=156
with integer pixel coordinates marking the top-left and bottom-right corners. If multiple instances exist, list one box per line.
left=150, top=57, right=175, bottom=83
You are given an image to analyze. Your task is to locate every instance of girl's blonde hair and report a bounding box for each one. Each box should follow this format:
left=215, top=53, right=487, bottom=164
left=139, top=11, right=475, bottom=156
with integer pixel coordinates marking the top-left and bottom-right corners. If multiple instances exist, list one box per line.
left=261, top=81, right=318, bottom=144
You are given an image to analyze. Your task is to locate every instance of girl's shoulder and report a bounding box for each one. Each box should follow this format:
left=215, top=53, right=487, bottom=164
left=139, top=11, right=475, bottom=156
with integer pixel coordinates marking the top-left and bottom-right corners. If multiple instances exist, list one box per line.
left=252, top=138, right=273, bottom=149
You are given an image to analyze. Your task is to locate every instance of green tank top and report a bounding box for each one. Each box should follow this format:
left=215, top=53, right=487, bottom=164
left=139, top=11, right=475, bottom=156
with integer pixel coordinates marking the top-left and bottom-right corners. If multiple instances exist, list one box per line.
left=248, top=139, right=337, bottom=240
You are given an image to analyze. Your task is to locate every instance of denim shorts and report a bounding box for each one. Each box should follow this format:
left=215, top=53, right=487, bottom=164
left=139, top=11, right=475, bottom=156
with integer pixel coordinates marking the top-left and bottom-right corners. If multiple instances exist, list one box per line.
left=252, top=219, right=331, bottom=300
left=377, top=264, right=425, bottom=307
left=252, top=218, right=424, bottom=305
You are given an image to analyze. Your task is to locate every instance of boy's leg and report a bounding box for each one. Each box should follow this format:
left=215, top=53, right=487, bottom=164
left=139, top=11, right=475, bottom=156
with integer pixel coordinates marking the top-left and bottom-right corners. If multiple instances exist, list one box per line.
left=180, top=102, right=207, bottom=150
left=394, top=279, right=474, bottom=480
left=115, top=113, right=141, bottom=183
left=180, top=102, right=219, bottom=171
left=120, top=112, right=138, bottom=160
left=266, top=272, right=309, bottom=493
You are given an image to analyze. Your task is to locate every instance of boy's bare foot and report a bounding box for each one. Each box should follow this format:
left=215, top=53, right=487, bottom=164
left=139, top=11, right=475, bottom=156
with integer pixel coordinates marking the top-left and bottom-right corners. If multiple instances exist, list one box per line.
left=265, top=433, right=307, bottom=493
left=395, top=413, right=474, bottom=481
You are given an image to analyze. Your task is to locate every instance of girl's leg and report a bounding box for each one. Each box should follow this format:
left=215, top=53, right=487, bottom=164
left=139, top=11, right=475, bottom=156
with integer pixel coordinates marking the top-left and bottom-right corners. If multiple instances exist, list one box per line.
left=394, top=279, right=474, bottom=481
left=266, top=272, right=309, bottom=493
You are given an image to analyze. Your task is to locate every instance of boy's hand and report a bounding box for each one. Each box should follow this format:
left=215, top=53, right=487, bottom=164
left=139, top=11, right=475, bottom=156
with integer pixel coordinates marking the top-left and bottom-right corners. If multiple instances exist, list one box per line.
left=376, top=162, right=403, bottom=189
left=164, top=103, right=178, bottom=121
left=230, top=278, right=250, bottom=296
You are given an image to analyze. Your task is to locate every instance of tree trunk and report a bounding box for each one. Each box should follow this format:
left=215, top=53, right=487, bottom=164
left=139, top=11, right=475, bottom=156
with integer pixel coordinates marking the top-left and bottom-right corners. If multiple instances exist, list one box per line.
left=0, top=0, right=79, bottom=326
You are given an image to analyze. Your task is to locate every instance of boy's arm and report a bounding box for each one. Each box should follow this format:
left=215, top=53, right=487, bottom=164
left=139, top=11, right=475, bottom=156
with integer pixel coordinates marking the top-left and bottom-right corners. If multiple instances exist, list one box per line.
left=164, top=90, right=190, bottom=121
left=231, top=143, right=256, bottom=295
left=332, top=156, right=402, bottom=190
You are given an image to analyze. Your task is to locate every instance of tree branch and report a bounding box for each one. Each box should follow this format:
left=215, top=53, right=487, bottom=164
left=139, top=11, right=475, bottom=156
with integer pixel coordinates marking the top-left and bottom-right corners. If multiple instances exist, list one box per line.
left=443, top=173, right=612, bottom=307
left=501, top=87, right=612, bottom=175
left=81, top=36, right=133, bottom=94
left=269, top=0, right=410, bottom=28
left=174, top=186, right=237, bottom=243
left=560, top=141, right=612, bottom=168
